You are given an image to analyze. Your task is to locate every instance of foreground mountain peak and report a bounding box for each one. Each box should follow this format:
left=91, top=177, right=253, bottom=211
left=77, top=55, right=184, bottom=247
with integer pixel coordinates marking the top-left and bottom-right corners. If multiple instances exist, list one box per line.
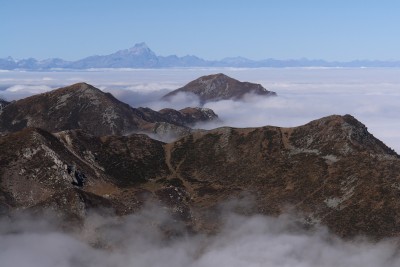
left=162, top=73, right=277, bottom=104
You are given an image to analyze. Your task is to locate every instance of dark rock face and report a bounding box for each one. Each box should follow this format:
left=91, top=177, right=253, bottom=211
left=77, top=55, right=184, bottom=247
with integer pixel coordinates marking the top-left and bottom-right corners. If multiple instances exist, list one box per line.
left=1, top=114, right=400, bottom=239
left=0, top=83, right=218, bottom=137
left=162, top=73, right=277, bottom=104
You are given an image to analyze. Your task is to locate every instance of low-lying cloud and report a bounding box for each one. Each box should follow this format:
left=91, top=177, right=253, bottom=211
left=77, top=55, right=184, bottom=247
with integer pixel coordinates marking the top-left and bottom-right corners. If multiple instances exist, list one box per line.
left=102, top=88, right=171, bottom=107
left=1, top=206, right=400, bottom=267
left=143, top=92, right=201, bottom=111
left=1, top=68, right=399, bottom=152
left=130, top=86, right=400, bottom=153
left=1, top=84, right=53, bottom=100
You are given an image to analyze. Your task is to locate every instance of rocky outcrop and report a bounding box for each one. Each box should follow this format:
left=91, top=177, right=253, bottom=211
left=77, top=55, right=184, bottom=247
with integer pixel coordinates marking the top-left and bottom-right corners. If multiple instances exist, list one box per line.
left=162, top=73, right=277, bottom=104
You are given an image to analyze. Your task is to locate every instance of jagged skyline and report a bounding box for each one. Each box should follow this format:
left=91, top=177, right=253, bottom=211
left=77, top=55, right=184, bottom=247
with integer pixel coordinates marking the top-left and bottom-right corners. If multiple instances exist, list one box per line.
left=3, top=42, right=400, bottom=70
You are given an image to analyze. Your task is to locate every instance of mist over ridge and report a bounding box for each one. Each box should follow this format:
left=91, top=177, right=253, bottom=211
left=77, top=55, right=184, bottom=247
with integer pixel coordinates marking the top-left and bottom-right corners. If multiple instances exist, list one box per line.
left=2, top=205, right=400, bottom=267
left=1, top=67, right=399, bottom=152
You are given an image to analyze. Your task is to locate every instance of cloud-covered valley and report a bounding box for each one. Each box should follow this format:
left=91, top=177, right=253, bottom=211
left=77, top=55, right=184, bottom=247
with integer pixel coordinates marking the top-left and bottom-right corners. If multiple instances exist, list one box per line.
left=2, top=206, right=400, bottom=267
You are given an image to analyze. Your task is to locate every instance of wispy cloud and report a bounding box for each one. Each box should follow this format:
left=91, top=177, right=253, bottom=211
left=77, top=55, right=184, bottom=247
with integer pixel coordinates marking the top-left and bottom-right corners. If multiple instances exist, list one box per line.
left=142, top=91, right=201, bottom=110
left=2, top=85, right=53, bottom=100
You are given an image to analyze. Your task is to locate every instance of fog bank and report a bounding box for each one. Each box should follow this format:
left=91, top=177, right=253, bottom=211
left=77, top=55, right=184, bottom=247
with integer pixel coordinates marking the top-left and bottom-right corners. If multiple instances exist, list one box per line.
left=1, top=207, right=400, bottom=267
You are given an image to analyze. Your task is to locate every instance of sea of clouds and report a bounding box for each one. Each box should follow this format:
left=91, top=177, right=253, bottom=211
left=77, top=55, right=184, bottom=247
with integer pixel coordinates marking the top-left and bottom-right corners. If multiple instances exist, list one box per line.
left=1, top=67, right=399, bottom=152
left=2, top=203, right=400, bottom=267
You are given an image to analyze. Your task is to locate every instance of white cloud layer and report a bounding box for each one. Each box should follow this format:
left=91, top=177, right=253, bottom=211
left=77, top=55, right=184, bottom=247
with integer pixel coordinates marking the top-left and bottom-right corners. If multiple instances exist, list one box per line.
left=0, top=68, right=399, bottom=152
left=1, top=207, right=400, bottom=267
left=1, top=84, right=53, bottom=100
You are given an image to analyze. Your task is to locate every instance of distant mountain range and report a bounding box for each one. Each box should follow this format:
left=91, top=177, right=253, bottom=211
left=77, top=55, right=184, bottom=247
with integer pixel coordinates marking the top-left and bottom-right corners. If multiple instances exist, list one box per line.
left=2, top=42, right=400, bottom=70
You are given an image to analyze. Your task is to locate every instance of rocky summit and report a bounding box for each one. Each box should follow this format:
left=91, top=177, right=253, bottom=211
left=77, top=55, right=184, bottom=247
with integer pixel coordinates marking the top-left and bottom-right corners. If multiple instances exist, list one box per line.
left=1, top=111, right=399, bottom=239
left=162, top=73, right=277, bottom=104
left=0, top=83, right=218, bottom=138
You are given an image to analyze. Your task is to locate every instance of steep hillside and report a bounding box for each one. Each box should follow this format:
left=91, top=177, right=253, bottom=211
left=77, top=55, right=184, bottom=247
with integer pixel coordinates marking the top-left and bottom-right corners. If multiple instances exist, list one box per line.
left=0, top=127, right=169, bottom=218
left=1, top=115, right=399, bottom=238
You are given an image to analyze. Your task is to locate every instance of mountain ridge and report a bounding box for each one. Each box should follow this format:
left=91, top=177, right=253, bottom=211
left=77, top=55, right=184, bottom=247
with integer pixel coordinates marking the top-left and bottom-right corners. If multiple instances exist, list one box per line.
left=0, top=82, right=218, bottom=138
left=1, top=112, right=400, bottom=239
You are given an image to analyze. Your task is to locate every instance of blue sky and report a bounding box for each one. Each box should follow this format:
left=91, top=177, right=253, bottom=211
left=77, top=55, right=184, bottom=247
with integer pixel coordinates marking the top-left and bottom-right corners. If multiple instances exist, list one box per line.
left=1, top=0, right=400, bottom=61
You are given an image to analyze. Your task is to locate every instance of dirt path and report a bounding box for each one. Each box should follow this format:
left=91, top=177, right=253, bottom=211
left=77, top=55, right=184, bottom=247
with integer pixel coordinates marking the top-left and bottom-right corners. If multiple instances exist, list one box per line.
left=164, top=143, right=175, bottom=175
left=163, top=143, right=196, bottom=195
left=280, top=128, right=293, bottom=149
